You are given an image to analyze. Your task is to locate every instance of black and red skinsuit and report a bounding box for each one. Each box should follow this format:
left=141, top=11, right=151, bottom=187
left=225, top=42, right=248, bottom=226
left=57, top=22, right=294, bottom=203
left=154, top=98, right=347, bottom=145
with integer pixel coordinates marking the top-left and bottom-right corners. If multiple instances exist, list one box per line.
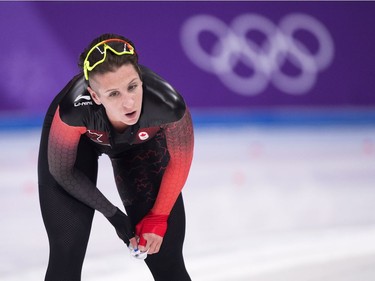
left=38, top=66, right=194, bottom=281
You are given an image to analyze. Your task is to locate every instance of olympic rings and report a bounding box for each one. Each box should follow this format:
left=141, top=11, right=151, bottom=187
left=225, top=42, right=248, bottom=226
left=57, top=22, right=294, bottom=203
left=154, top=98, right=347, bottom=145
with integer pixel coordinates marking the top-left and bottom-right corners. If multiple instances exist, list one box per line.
left=180, top=13, right=334, bottom=96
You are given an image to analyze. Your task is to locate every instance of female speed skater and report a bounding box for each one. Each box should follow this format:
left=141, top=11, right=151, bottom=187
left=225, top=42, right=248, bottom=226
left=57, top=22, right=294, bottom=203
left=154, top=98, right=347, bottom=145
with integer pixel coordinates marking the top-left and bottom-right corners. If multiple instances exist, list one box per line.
left=38, top=33, right=194, bottom=281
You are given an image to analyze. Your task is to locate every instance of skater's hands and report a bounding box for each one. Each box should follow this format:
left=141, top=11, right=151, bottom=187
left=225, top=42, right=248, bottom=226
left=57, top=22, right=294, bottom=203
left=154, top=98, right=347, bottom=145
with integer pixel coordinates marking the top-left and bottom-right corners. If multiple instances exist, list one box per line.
left=106, top=207, right=135, bottom=246
left=129, top=237, right=138, bottom=250
left=138, top=233, right=163, bottom=254
left=136, top=212, right=168, bottom=254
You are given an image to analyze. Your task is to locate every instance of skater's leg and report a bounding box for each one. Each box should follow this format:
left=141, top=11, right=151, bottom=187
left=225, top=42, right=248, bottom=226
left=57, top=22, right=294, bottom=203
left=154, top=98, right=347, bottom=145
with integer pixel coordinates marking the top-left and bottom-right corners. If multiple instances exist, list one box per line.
left=39, top=119, right=99, bottom=281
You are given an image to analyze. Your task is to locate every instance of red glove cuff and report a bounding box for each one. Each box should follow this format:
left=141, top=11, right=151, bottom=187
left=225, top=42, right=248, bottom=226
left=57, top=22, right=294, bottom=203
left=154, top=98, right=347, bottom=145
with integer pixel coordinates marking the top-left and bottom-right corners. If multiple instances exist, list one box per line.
left=135, top=212, right=168, bottom=246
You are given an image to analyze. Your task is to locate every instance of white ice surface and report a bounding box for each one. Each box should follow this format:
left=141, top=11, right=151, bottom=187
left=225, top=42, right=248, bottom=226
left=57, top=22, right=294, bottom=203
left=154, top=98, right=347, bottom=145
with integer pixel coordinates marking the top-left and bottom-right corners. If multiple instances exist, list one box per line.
left=1, top=125, right=375, bottom=280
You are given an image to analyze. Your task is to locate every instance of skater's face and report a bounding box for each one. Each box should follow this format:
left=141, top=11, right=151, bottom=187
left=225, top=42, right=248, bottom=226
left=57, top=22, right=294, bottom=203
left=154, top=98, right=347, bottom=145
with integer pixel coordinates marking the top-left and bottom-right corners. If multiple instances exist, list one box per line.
left=87, top=63, right=143, bottom=132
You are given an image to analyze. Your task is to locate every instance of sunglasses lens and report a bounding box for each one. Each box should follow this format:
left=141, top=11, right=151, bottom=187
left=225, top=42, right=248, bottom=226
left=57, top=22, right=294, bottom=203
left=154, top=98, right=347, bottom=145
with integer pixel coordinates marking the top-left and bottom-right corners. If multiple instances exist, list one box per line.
left=87, top=45, right=105, bottom=66
left=109, top=41, right=132, bottom=53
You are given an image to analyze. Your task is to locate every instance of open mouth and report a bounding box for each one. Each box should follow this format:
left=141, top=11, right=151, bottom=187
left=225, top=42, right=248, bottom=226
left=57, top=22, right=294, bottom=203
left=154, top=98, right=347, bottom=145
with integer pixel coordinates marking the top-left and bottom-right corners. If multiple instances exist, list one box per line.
left=125, top=111, right=137, bottom=118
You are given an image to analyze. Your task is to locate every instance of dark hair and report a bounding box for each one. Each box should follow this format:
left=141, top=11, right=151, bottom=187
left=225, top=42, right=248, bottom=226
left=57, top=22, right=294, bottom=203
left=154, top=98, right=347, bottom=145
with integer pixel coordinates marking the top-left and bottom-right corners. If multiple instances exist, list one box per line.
left=78, top=33, right=141, bottom=79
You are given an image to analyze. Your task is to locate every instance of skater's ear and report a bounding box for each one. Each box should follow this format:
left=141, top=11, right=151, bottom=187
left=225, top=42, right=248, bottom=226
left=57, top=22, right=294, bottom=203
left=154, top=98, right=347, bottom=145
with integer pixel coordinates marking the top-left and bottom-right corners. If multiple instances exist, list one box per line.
left=87, top=86, right=101, bottom=105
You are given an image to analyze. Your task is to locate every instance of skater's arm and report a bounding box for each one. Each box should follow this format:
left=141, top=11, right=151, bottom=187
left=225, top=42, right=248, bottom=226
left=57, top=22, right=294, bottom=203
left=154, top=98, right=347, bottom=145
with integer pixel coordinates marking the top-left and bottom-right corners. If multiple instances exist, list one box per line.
left=152, top=108, right=194, bottom=215
left=48, top=108, right=135, bottom=244
left=48, top=108, right=117, bottom=217
left=136, top=109, right=194, bottom=253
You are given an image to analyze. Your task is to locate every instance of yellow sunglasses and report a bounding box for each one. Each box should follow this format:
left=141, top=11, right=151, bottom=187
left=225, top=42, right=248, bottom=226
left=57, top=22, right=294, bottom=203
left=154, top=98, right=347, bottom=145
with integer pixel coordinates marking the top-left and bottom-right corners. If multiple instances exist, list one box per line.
left=83, top=38, right=135, bottom=80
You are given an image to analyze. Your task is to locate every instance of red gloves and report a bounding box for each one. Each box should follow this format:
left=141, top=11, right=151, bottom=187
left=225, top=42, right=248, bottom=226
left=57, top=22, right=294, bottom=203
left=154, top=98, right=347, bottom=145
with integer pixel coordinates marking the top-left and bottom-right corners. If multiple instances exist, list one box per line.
left=135, top=212, right=168, bottom=247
